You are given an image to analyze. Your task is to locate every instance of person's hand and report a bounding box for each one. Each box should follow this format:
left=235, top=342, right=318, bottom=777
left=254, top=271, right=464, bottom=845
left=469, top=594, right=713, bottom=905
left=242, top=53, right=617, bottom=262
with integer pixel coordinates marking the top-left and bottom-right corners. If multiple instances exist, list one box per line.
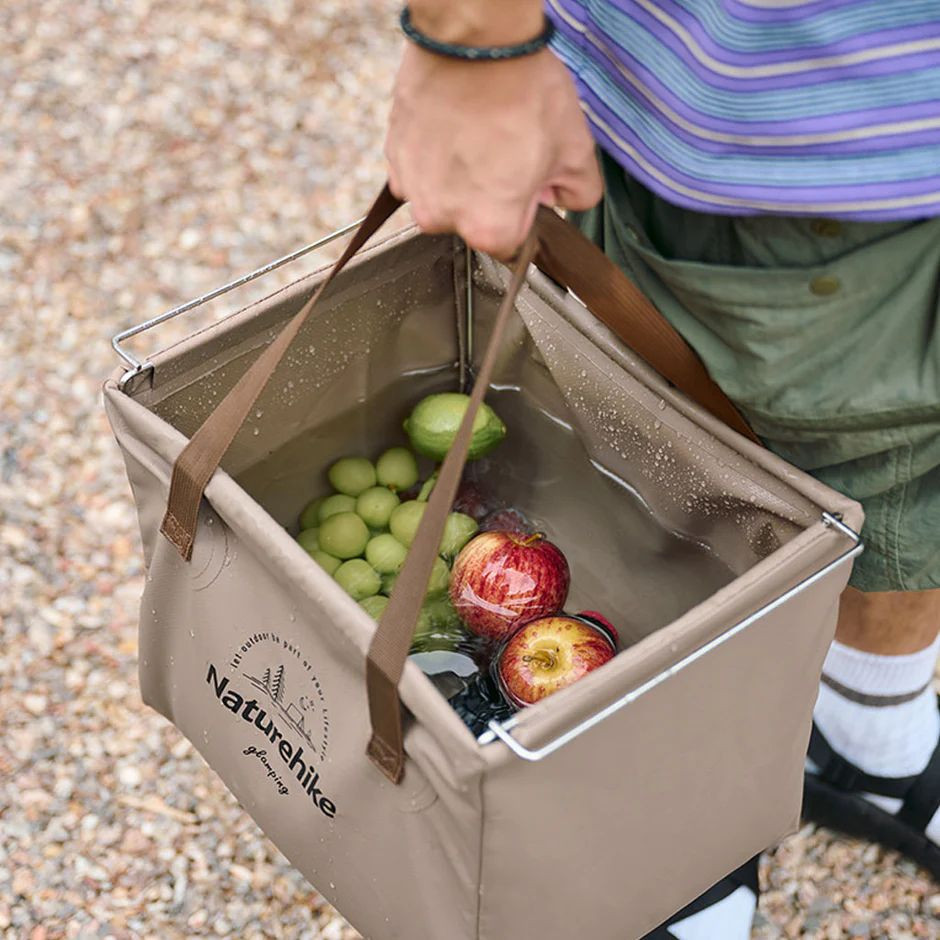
left=385, top=36, right=602, bottom=258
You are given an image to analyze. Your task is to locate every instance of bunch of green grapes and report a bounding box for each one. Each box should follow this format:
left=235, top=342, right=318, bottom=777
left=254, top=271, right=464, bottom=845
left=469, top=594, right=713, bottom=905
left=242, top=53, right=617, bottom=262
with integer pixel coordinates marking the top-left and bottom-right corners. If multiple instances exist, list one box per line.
left=293, top=446, right=478, bottom=643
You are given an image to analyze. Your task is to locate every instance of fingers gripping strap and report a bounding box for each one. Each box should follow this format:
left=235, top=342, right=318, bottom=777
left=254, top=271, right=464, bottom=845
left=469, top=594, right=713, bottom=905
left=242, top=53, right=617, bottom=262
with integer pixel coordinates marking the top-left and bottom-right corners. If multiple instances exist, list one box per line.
left=532, top=207, right=759, bottom=445
left=160, top=185, right=404, bottom=559
left=365, top=233, right=540, bottom=782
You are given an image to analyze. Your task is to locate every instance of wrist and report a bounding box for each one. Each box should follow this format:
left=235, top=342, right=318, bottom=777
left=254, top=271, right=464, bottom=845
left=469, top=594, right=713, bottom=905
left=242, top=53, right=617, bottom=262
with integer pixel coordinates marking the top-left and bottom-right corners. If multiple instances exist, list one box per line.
left=408, top=0, right=544, bottom=46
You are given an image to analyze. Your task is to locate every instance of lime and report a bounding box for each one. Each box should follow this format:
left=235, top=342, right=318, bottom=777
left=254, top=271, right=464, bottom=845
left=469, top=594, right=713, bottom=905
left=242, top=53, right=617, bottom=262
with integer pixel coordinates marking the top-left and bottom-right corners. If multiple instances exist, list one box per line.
left=355, top=486, right=400, bottom=529
left=311, top=550, right=341, bottom=576
left=328, top=457, right=376, bottom=497
left=296, top=528, right=320, bottom=554
left=334, top=559, right=381, bottom=600
left=439, top=512, right=478, bottom=558
left=299, top=497, right=325, bottom=531
left=319, top=512, right=369, bottom=560
left=318, top=493, right=356, bottom=522
left=365, top=533, right=408, bottom=575
left=359, top=595, right=390, bottom=620
left=375, top=447, right=419, bottom=492
left=403, top=393, right=506, bottom=462
left=389, top=500, right=426, bottom=547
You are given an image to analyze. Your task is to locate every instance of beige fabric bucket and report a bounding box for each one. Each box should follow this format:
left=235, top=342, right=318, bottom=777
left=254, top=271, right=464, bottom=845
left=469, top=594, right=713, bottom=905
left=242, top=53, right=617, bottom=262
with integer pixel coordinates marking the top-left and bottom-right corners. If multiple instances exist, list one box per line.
left=104, top=194, right=863, bottom=940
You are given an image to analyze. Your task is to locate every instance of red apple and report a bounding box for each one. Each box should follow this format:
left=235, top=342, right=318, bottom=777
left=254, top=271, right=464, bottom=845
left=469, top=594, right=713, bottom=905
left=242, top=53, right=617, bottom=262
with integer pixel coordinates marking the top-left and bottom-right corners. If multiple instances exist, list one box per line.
left=479, top=508, right=533, bottom=535
left=497, top=615, right=616, bottom=707
left=452, top=480, right=492, bottom=522
left=575, top=610, right=619, bottom=647
left=449, top=531, right=570, bottom=640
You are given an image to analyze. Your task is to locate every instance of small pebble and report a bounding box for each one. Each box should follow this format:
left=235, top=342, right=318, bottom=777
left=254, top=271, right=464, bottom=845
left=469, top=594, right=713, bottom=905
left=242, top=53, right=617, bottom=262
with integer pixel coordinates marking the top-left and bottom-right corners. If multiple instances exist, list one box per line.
left=1, top=2, right=935, bottom=938
left=118, top=765, right=142, bottom=787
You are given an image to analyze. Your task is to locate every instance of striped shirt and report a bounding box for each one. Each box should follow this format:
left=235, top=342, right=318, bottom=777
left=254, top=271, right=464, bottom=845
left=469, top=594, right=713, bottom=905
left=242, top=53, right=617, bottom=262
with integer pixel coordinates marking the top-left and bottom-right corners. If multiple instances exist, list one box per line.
left=547, top=0, right=940, bottom=219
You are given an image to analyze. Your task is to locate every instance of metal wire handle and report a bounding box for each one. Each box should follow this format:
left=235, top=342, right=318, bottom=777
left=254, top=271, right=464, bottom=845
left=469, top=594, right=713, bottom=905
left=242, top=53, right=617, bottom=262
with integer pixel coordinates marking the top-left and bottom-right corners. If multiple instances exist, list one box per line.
left=110, top=218, right=363, bottom=388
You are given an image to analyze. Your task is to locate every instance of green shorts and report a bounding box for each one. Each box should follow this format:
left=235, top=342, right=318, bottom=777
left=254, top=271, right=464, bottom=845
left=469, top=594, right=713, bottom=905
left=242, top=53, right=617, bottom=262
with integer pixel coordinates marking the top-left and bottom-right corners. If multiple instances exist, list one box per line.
left=575, top=152, right=940, bottom=593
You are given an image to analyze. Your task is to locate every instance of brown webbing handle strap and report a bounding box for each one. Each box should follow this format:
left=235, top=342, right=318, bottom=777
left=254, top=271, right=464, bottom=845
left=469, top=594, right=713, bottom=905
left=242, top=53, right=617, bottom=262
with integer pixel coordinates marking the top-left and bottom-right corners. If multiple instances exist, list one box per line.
left=533, top=207, right=759, bottom=444
left=365, top=232, right=540, bottom=782
left=160, top=185, right=404, bottom=560
left=155, top=180, right=757, bottom=782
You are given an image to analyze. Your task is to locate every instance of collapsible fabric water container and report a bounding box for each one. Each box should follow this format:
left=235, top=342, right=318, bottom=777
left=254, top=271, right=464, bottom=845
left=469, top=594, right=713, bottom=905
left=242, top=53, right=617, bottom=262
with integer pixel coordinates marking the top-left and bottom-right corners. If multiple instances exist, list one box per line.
left=105, top=189, right=863, bottom=940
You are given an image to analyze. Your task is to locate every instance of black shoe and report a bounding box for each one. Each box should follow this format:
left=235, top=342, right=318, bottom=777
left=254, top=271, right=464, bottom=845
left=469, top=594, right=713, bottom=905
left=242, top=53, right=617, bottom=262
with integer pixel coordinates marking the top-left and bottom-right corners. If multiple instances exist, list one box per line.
left=803, top=702, right=940, bottom=881
left=639, top=854, right=760, bottom=939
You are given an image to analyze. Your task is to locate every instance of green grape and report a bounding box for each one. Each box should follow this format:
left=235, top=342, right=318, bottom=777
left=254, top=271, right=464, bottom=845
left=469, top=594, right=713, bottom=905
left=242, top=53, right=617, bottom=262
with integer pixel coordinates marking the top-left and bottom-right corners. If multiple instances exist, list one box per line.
left=311, top=550, right=341, bottom=576
left=439, top=512, right=478, bottom=558
left=318, top=493, right=357, bottom=522
left=299, top=497, right=325, bottom=531
left=334, top=559, right=381, bottom=601
left=359, top=595, right=390, bottom=620
left=296, top=528, right=320, bottom=554
left=355, top=486, right=400, bottom=529
left=412, top=595, right=465, bottom=650
left=319, top=512, right=369, bottom=560
left=423, top=594, right=462, bottom=631
left=413, top=605, right=434, bottom=641
left=426, top=556, right=450, bottom=597
left=328, top=457, right=376, bottom=497
left=375, top=447, right=419, bottom=491
left=365, top=533, right=408, bottom=575
left=389, top=500, right=426, bottom=547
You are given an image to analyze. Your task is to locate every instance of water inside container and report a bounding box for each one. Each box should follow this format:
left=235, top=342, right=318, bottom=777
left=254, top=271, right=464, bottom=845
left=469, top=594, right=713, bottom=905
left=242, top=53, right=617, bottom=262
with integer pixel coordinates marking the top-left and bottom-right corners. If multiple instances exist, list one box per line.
left=236, top=374, right=736, bottom=736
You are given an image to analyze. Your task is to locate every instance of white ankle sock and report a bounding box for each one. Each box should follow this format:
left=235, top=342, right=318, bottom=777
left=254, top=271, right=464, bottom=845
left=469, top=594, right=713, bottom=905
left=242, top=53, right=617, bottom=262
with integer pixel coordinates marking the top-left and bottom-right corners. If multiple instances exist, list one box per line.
left=667, top=886, right=756, bottom=940
left=810, top=636, right=940, bottom=843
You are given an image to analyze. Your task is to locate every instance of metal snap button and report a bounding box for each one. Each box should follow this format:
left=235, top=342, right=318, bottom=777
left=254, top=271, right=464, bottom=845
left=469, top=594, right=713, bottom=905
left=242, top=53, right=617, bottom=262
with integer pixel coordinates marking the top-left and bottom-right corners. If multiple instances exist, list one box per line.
left=810, top=274, right=841, bottom=296
left=810, top=218, right=842, bottom=237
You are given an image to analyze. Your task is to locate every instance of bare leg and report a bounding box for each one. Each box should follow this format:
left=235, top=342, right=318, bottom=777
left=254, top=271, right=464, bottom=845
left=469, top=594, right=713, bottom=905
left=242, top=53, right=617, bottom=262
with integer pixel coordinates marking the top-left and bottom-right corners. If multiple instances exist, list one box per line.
left=836, top=587, right=940, bottom=654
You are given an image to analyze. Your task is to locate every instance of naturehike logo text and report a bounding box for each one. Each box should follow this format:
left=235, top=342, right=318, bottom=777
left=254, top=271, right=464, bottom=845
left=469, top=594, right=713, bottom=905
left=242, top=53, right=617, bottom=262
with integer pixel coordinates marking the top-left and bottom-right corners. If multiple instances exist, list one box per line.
left=206, top=663, right=337, bottom=818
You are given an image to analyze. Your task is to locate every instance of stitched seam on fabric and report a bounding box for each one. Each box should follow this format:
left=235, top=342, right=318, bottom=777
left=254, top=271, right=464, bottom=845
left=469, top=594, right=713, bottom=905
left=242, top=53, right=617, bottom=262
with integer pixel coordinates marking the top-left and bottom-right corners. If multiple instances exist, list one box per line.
left=876, top=446, right=903, bottom=592
left=162, top=512, right=187, bottom=547
left=744, top=401, right=940, bottom=431
left=891, top=441, right=914, bottom=591
left=663, top=273, right=884, bottom=312
left=894, top=442, right=916, bottom=591
left=629, top=238, right=888, bottom=307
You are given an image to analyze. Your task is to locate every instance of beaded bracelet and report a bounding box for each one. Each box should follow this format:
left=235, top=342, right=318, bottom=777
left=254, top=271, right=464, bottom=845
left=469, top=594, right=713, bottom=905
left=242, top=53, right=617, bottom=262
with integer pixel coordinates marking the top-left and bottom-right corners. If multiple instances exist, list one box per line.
left=399, top=7, right=555, bottom=61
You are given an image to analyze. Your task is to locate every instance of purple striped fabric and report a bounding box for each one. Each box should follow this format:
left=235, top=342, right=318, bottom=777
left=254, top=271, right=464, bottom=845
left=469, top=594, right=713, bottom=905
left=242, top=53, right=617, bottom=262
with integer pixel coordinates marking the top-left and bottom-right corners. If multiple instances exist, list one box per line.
left=548, top=0, right=940, bottom=218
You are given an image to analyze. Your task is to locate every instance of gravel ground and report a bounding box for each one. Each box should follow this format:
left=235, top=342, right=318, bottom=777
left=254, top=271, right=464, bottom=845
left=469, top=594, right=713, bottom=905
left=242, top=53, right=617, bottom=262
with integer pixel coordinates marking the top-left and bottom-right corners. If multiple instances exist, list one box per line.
left=0, top=1, right=937, bottom=937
